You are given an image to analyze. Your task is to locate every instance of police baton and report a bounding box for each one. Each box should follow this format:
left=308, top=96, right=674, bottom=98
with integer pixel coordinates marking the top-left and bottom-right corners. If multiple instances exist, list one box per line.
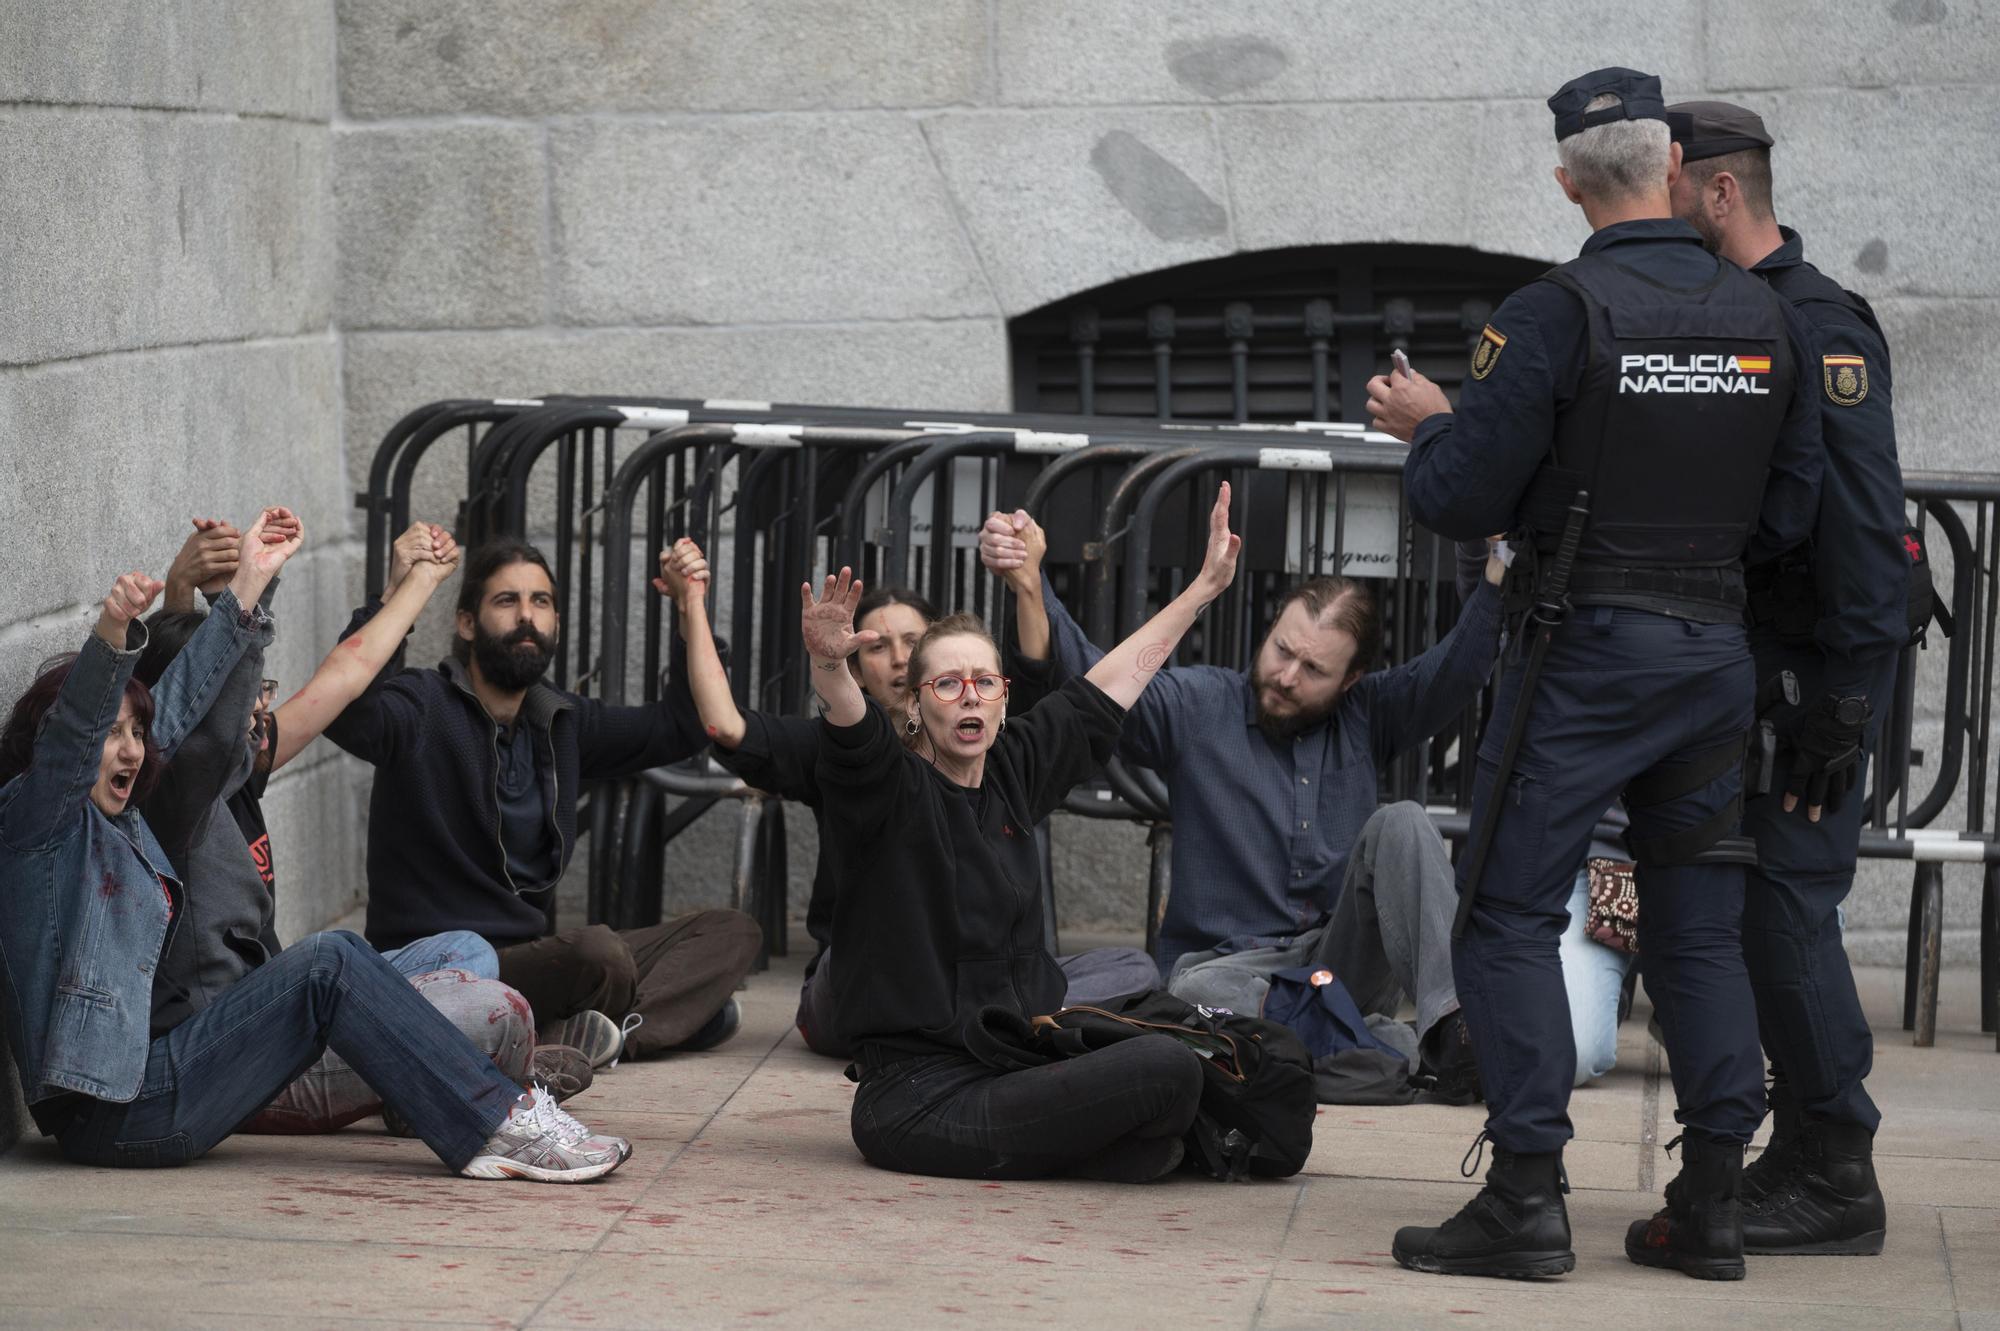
left=1452, top=489, right=1591, bottom=940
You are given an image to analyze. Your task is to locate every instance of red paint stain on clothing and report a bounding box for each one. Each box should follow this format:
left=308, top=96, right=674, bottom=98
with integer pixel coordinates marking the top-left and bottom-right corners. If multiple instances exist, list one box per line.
left=505, top=990, right=531, bottom=1021
left=98, top=872, right=121, bottom=898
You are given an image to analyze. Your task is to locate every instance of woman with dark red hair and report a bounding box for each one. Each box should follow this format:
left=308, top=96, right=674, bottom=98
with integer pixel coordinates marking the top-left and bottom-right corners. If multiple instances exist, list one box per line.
left=0, top=512, right=630, bottom=1182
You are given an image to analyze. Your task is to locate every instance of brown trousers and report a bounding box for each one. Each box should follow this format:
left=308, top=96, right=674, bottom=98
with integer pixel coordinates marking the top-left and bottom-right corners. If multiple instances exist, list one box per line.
left=496, top=909, right=762, bottom=1057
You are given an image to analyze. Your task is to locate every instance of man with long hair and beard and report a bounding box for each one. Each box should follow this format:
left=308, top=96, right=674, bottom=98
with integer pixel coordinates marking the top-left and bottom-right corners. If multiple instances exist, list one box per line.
left=326, top=539, right=763, bottom=1072
left=982, top=511, right=1505, bottom=1104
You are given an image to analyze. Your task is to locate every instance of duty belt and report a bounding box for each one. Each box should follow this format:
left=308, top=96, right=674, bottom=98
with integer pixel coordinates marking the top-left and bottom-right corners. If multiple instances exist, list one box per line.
left=1565, top=561, right=1746, bottom=622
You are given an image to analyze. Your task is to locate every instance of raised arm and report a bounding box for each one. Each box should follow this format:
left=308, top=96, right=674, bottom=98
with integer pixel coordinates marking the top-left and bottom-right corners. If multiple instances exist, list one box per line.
left=270, top=522, right=457, bottom=773
left=799, top=568, right=879, bottom=728
left=161, top=518, right=240, bottom=613
left=1084, top=482, right=1240, bottom=711
left=147, top=508, right=298, bottom=759
left=0, top=574, right=161, bottom=851
left=655, top=536, right=746, bottom=749
left=979, top=508, right=1052, bottom=664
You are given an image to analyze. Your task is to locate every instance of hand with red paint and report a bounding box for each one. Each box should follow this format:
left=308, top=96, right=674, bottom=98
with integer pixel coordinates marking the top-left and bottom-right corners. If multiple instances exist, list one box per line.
left=225, top=507, right=301, bottom=614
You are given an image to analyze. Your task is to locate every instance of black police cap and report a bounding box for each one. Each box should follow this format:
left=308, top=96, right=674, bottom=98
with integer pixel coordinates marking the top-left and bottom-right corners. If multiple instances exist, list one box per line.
left=1548, top=67, right=1668, bottom=142
left=1665, top=100, right=1775, bottom=162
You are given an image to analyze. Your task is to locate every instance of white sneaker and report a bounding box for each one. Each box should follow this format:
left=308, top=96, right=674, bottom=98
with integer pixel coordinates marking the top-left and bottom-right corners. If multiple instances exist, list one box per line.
left=459, top=1085, right=631, bottom=1182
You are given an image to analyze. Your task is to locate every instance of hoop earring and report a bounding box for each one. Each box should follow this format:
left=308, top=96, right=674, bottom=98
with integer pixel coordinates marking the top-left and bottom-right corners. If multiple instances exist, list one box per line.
left=997, top=718, right=1007, bottom=734
left=905, top=714, right=921, bottom=736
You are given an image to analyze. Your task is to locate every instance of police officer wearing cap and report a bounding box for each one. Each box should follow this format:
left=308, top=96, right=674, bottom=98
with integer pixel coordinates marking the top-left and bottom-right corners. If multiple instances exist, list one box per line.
left=1367, top=67, right=1824, bottom=1281
left=1667, top=99, right=1905, bottom=1258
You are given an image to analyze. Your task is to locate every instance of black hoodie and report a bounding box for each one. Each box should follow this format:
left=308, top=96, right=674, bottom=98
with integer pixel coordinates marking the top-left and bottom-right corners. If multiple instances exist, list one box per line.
left=325, top=602, right=706, bottom=950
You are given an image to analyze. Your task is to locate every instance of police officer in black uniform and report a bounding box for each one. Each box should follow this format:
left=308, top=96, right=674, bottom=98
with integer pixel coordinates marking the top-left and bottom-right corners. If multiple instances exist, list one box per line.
left=1668, top=99, right=1906, bottom=1258
left=1366, top=67, right=1825, bottom=1282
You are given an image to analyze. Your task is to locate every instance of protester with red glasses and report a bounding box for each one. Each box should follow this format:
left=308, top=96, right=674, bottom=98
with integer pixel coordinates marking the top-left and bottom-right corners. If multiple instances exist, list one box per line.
left=772, top=486, right=1241, bottom=1181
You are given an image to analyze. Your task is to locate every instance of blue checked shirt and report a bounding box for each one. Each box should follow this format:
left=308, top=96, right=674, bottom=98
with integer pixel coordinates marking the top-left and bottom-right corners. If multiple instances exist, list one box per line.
left=1043, top=574, right=1502, bottom=971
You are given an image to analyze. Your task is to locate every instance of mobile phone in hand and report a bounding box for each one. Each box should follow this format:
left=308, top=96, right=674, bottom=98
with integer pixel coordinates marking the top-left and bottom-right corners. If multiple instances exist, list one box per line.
left=1390, top=349, right=1412, bottom=378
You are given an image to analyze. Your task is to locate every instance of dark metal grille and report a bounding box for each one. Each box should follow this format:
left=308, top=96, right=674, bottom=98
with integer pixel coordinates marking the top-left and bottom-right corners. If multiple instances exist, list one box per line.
left=1009, top=243, right=1551, bottom=424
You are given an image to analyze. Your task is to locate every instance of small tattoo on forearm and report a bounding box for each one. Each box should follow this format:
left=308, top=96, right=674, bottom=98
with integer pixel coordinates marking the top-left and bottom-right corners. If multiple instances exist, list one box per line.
left=815, top=660, right=838, bottom=672
left=1132, top=641, right=1169, bottom=682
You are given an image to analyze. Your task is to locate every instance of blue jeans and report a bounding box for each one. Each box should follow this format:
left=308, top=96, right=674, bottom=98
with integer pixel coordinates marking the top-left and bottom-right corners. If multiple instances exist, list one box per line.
left=55, top=931, right=520, bottom=1170
left=381, top=929, right=500, bottom=981
left=1558, top=870, right=1634, bottom=1086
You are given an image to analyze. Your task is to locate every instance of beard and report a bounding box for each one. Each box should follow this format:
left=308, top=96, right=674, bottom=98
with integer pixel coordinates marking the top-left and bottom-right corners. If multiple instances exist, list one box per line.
left=1683, top=203, right=1725, bottom=254
left=473, top=621, right=557, bottom=691
left=1250, top=663, right=1339, bottom=742
left=246, top=712, right=276, bottom=795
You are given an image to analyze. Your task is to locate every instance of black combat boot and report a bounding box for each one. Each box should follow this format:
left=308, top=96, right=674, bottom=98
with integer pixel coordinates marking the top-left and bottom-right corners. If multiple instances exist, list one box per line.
left=1741, top=1120, right=1886, bottom=1255
left=1394, top=1135, right=1574, bottom=1280
left=1741, top=1075, right=1803, bottom=1206
left=1625, top=1133, right=1746, bottom=1280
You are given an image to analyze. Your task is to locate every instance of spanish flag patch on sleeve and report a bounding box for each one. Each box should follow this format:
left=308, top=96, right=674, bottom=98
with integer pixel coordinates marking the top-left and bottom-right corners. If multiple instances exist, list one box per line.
left=1470, top=325, right=1507, bottom=380
left=1823, top=354, right=1868, bottom=407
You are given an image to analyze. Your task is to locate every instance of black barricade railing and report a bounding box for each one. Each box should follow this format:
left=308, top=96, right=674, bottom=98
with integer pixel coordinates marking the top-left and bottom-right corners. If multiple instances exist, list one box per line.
left=357, top=396, right=2000, bottom=1046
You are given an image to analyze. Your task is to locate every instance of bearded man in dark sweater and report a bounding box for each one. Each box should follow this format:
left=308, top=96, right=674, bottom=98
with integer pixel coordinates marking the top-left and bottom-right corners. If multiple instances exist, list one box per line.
left=327, top=539, right=761, bottom=1066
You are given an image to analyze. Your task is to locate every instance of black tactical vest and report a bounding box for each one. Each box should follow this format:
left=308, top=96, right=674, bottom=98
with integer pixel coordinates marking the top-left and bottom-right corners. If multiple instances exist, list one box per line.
left=1520, top=252, right=1798, bottom=616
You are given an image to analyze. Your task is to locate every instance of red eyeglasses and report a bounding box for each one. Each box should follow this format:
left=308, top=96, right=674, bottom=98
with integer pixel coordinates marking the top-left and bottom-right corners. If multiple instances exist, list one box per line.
left=919, top=673, right=1010, bottom=702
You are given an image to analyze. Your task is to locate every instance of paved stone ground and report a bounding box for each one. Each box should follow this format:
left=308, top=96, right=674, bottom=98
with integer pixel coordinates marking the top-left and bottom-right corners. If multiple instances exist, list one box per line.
left=1, top=929, right=1994, bottom=1330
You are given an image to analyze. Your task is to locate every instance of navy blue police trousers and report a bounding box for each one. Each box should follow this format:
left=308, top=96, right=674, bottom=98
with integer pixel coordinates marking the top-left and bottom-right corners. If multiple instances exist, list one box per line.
left=1456, top=605, right=1765, bottom=1154
left=1740, top=640, right=1897, bottom=1134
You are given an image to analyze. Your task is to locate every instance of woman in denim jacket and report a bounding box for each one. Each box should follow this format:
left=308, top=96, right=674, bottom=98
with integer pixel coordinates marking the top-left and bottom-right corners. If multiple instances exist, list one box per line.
left=0, top=511, right=628, bottom=1182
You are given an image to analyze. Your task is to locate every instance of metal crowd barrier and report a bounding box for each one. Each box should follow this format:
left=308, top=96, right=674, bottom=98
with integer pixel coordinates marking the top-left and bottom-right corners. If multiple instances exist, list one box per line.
left=356, top=397, right=2000, bottom=1045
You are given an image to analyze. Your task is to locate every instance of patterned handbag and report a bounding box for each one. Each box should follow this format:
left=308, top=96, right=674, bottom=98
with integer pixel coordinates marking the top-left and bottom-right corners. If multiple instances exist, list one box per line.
left=1584, top=857, right=1640, bottom=955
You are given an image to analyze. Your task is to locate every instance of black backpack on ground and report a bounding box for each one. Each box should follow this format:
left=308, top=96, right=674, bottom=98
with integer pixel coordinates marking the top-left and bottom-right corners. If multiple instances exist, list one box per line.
left=968, top=989, right=1316, bottom=1181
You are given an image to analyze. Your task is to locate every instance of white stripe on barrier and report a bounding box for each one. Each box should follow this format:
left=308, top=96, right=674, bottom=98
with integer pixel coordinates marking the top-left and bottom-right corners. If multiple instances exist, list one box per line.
left=1258, top=447, right=1335, bottom=472
left=1015, top=430, right=1090, bottom=454
left=1895, top=831, right=1991, bottom=862
left=733, top=424, right=803, bottom=447
left=899, top=420, right=979, bottom=433
left=492, top=397, right=544, bottom=407
left=614, top=406, right=691, bottom=430
left=704, top=398, right=772, bottom=412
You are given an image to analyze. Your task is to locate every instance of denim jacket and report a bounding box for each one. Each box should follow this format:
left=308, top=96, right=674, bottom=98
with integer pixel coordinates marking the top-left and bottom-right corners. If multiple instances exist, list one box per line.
left=0, top=590, right=267, bottom=1104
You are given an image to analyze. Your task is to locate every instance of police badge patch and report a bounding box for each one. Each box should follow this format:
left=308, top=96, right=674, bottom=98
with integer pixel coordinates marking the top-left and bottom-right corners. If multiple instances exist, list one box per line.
left=1470, top=324, right=1507, bottom=380
left=1823, top=354, right=1868, bottom=407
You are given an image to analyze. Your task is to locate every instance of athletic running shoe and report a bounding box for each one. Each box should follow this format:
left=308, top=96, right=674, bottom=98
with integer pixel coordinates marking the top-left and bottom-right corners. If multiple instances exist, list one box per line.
left=459, top=1085, right=631, bottom=1182
left=530, top=1044, right=595, bottom=1102
left=541, top=1010, right=624, bottom=1070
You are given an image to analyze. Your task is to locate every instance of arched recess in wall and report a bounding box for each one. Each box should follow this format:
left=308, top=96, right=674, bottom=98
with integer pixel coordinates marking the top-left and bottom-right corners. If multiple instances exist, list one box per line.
left=1008, top=242, right=1549, bottom=424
